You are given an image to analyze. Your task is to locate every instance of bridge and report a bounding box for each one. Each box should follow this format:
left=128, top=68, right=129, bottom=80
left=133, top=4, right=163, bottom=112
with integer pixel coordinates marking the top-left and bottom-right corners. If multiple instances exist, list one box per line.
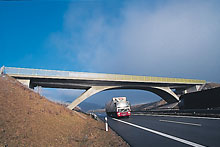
left=1, top=66, right=206, bottom=110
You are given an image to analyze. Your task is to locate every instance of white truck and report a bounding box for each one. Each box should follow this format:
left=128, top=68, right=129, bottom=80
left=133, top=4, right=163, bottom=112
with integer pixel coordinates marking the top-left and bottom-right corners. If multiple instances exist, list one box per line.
left=105, top=97, right=131, bottom=118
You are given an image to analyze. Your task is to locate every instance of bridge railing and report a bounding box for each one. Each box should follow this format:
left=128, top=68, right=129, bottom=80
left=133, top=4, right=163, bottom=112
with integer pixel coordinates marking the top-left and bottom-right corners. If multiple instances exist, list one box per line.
left=3, top=67, right=206, bottom=84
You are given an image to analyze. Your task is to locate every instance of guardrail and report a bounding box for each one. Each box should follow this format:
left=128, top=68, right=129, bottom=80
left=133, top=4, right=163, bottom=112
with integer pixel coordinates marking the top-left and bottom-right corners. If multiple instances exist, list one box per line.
left=3, top=66, right=206, bottom=84
left=133, top=109, right=220, bottom=117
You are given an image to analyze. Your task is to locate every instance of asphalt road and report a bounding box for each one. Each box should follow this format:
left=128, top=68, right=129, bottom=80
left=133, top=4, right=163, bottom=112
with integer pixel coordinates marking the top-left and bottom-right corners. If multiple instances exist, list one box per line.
left=97, top=113, right=220, bottom=147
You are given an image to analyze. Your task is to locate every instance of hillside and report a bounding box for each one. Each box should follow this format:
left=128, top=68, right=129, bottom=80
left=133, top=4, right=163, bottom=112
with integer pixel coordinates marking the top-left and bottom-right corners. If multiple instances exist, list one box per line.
left=78, top=102, right=104, bottom=112
left=0, top=75, right=128, bottom=147
left=131, top=99, right=168, bottom=111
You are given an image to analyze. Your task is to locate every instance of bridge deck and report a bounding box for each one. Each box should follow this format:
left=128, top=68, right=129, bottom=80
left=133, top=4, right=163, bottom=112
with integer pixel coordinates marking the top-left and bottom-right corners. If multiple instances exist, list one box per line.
left=3, top=67, right=206, bottom=85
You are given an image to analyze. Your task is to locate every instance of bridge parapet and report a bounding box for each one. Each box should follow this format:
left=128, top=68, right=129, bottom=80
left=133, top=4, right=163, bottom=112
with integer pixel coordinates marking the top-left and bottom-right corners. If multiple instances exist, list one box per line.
left=4, top=67, right=206, bottom=85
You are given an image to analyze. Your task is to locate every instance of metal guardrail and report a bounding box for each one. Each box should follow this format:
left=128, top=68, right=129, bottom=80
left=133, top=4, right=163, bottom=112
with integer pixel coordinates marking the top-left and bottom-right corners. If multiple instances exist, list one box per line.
left=3, top=66, right=206, bottom=84
left=133, top=109, right=220, bottom=117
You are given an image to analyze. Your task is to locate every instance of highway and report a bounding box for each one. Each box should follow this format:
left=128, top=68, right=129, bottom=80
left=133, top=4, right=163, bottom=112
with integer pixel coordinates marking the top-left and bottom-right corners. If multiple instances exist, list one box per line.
left=97, top=113, right=220, bottom=147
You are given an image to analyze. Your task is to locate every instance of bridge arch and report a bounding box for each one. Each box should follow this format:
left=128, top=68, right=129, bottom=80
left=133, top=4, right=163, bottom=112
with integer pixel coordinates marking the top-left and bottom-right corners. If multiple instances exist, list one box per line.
left=67, top=86, right=179, bottom=110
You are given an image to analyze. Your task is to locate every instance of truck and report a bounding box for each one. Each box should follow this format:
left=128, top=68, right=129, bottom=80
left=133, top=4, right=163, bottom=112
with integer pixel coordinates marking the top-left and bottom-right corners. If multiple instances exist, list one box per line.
left=105, top=97, right=131, bottom=118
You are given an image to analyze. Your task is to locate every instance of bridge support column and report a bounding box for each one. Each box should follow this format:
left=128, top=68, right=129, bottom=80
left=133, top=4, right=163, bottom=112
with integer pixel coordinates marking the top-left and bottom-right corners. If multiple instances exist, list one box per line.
left=67, top=86, right=119, bottom=110
left=0, top=66, right=5, bottom=74
left=17, top=79, right=31, bottom=88
left=184, top=85, right=203, bottom=94
left=151, top=87, right=180, bottom=103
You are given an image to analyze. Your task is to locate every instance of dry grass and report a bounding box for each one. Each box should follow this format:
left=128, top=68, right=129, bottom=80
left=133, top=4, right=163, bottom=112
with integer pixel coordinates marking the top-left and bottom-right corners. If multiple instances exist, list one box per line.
left=0, top=75, right=129, bottom=147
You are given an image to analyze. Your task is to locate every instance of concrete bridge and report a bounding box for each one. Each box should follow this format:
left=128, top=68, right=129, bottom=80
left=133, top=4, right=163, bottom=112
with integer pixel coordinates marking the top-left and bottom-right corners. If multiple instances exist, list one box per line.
left=1, top=66, right=206, bottom=110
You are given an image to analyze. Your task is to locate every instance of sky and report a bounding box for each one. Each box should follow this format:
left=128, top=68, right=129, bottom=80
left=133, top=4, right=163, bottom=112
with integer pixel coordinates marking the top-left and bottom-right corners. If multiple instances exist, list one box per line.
left=1, top=0, right=220, bottom=106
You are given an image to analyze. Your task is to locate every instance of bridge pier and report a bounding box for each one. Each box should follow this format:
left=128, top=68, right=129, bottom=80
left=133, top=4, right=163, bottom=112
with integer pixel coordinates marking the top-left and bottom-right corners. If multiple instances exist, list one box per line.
left=150, top=87, right=180, bottom=103
left=17, top=79, right=31, bottom=88
left=183, top=85, right=203, bottom=94
left=0, top=66, right=5, bottom=74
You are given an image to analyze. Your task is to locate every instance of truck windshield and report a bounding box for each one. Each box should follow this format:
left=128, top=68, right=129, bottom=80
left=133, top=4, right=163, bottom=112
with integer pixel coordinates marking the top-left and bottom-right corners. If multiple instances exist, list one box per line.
left=118, top=108, right=130, bottom=112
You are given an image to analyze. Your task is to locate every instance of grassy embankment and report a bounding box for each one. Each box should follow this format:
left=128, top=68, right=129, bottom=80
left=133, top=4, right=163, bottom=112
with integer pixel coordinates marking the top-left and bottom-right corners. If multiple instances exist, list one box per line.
left=0, top=75, right=128, bottom=147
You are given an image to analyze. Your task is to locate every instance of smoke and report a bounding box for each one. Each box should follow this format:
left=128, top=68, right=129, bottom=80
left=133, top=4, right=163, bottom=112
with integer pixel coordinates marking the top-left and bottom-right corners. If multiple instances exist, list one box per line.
left=50, top=0, right=220, bottom=83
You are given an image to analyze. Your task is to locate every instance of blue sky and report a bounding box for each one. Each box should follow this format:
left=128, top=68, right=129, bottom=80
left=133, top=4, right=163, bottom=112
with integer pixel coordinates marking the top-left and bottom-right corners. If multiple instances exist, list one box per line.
left=1, top=0, right=220, bottom=106
left=0, top=1, right=68, bottom=69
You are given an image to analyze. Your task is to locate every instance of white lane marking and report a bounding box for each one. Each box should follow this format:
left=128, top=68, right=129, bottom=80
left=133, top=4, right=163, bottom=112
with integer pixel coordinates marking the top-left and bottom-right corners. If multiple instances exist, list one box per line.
left=112, top=118, right=206, bottom=147
left=133, top=114, right=220, bottom=120
left=159, top=119, right=202, bottom=127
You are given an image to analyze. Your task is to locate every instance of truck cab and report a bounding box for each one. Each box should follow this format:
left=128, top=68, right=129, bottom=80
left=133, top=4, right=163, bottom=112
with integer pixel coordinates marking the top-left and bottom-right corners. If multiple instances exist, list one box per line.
left=106, top=97, right=131, bottom=118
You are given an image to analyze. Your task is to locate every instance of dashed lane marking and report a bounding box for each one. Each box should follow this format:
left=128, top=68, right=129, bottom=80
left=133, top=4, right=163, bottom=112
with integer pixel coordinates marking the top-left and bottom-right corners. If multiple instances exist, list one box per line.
left=159, top=119, right=202, bottom=126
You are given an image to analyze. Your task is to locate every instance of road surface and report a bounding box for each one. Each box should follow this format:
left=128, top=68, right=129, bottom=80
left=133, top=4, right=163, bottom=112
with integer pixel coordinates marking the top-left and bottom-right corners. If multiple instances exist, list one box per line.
left=97, top=113, right=220, bottom=147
